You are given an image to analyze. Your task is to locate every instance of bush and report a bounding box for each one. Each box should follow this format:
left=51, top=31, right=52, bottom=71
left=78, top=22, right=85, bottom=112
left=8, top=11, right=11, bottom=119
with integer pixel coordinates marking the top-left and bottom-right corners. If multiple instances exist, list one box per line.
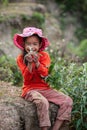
left=46, top=57, right=87, bottom=130
left=0, top=55, right=22, bottom=86
left=20, top=13, right=45, bottom=30
left=77, top=39, right=87, bottom=57
left=1, top=0, right=9, bottom=6
left=56, top=0, right=87, bottom=40
left=31, top=12, right=45, bottom=29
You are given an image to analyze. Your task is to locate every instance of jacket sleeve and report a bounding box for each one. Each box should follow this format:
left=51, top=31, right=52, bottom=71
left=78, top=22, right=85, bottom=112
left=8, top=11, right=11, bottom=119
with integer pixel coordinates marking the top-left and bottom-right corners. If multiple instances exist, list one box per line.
left=16, top=54, right=33, bottom=78
left=37, top=52, right=51, bottom=77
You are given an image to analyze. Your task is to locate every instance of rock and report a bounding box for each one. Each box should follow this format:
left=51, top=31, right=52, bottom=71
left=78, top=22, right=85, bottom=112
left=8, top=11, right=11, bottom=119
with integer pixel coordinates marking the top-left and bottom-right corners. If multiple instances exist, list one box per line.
left=0, top=102, right=21, bottom=130
left=34, top=4, right=46, bottom=14
left=0, top=81, right=70, bottom=130
left=0, top=98, right=58, bottom=130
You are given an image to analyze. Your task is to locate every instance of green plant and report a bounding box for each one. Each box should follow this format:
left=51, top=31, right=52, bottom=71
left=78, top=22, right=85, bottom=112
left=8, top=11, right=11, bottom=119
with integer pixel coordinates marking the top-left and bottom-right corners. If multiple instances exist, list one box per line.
left=46, top=57, right=87, bottom=130
left=75, top=27, right=87, bottom=41
left=77, top=39, right=87, bottom=57
left=1, top=0, right=9, bottom=6
left=31, top=12, right=45, bottom=29
left=0, top=15, right=6, bottom=23
left=0, top=55, right=23, bottom=86
left=21, top=14, right=31, bottom=21
left=56, top=0, right=87, bottom=40
left=20, top=13, right=45, bottom=29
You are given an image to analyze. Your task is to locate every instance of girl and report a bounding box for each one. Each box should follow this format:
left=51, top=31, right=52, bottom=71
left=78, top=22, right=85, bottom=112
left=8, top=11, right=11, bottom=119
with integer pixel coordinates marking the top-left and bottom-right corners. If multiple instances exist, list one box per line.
left=13, top=27, right=73, bottom=130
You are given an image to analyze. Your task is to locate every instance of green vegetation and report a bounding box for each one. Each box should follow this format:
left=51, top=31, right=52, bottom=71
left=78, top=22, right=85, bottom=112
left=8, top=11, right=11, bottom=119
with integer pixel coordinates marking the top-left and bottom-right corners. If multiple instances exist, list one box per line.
left=67, top=39, right=87, bottom=61
left=21, top=12, right=45, bottom=29
left=0, top=12, right=45, bottom=37
left=0, top=15, right=7, bottom=23
left=56, top=0, right=87, bottom=41
left=31, top=12, right=45, bottom=29
left=46, top=56, right=87, bottom=130
left=0, top=12, right=45, bottom=28
left=0, top=15, right=16, bottom=23
left=1, top=0, right=9, bottom=6
left=0, top=55, right=23, bottom=86
left=75, top=39, right=87, bottom=59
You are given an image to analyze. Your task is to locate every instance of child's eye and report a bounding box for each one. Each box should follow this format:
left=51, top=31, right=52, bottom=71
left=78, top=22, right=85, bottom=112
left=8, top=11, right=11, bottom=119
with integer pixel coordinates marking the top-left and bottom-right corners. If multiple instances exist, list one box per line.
left=25, top=42, right=30, bottom=45
left=33, top=42, right=38, bottom=45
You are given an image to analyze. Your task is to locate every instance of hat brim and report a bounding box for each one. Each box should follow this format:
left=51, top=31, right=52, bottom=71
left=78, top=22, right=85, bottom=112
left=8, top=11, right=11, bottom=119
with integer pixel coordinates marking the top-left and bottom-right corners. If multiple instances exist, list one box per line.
left=13, top=33, right=50, bottom=51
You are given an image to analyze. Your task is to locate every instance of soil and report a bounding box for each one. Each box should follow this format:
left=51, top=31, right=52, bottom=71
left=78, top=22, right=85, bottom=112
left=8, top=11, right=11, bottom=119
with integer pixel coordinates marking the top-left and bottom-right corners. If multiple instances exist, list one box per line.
left=0, top=81, right=21, bottom=102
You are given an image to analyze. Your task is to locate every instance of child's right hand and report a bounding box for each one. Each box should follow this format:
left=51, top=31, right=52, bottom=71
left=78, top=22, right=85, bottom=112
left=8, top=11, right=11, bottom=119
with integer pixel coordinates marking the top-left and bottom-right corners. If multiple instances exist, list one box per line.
left=25, top=54, right=33, bottom=63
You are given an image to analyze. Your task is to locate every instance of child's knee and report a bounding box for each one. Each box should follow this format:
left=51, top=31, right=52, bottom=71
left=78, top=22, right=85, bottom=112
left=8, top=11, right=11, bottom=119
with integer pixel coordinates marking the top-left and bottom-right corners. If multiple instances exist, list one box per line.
left=34, top=96, right=49, bottom=107
left=68, top=96, right=73, bottom=106
left=65, top=96, right=73, bottom=107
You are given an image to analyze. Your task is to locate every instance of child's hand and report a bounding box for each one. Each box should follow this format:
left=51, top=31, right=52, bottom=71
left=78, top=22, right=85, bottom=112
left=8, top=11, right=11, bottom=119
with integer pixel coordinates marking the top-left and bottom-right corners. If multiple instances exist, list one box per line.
left=33, top=53, right=39, bottom=63
left=33, top=53, right=40, bottom=68
left=25, top=54, right=33, bottom=63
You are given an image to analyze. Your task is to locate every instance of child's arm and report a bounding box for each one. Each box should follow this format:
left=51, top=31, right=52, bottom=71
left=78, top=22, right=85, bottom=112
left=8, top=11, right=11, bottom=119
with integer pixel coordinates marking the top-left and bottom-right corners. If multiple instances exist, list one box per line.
left=34, top=52, right=51, bottom=77
left=16, top=54, right=33, bottom=77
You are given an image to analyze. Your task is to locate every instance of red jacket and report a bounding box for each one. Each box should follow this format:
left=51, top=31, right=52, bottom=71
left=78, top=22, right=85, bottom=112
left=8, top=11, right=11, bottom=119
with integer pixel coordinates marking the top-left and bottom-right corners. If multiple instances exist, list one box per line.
left=17, top=51, right=51, bottom=97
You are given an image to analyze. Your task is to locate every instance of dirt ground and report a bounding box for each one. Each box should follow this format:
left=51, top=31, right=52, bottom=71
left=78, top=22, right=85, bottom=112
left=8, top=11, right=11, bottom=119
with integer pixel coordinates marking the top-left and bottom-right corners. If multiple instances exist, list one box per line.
left=0, top=81, right=21, bottom=102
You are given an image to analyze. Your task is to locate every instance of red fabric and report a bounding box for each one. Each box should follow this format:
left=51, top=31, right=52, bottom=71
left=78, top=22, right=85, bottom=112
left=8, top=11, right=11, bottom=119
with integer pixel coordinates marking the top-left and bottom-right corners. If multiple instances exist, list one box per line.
left=16, top=51, right=51, bottom=97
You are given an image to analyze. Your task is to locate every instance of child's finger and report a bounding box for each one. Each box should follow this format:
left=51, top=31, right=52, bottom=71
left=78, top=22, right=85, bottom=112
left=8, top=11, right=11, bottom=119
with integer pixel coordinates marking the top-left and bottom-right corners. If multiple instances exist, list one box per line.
left=33, top=55, right=38, bottom=62
left=25, top=54, right=33, bottom=62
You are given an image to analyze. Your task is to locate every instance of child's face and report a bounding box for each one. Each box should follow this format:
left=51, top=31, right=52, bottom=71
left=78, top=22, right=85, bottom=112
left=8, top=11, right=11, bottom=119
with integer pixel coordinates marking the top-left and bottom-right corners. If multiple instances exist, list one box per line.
left=24, top=35, right=41, bottom=52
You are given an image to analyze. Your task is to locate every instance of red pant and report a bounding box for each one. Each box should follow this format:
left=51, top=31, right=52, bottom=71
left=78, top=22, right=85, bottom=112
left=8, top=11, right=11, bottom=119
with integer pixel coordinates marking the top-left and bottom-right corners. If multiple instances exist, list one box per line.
left=24, top=88, right=73, bottom=127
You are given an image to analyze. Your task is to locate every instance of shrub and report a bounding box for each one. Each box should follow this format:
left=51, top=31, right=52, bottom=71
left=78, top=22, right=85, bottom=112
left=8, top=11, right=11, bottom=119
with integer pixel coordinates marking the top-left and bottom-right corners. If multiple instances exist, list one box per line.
left=77, top=39, right=87, bottom=58
left=0, top=55, right=23, bottom=86
left=20, top=13, right=45, bottom=30
left=1, top=0, right=9, bottom=6
left=31, top=12, right=45, bottom=29
left=56, top=0, right=87, bottom=40
left=46, top=57, right=87, bottom=130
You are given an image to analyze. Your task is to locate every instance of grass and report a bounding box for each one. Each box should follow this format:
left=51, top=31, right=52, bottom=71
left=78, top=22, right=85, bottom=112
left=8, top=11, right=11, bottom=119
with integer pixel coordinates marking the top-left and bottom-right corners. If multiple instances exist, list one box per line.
left=0, top=2, right=42, bottom=15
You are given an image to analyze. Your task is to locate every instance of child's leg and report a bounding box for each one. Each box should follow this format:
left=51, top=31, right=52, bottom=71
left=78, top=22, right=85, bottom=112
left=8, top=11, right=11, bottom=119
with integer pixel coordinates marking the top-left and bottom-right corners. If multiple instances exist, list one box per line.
left=52, top=119, right=63, bottom=130
left=52, top=120, right=69, bottom=130
left=38, top=89, right=73, bottom=130
left=41, top=127, right=48, bottom=130
left=59, top=120, right=70, bottom=130
left=24, top=90, right=51, bottom=129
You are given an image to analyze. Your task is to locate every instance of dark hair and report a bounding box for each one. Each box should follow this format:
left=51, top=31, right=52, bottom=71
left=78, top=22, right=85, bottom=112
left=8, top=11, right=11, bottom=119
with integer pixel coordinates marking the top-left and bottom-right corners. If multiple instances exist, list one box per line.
left=23, top=34, right=42, bottom=66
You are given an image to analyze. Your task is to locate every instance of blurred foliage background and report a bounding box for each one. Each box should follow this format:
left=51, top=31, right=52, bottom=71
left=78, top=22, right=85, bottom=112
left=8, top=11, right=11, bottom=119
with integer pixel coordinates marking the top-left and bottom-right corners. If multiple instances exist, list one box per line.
left=56, top=0, right=87, bottom=40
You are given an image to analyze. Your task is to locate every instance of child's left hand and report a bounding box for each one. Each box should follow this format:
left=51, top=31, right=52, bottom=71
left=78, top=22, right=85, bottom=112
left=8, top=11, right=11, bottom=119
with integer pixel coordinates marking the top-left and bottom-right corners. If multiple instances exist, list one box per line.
left=33, top=53, right=39, bottom=63
left=33, top=53, right=40, bottom=68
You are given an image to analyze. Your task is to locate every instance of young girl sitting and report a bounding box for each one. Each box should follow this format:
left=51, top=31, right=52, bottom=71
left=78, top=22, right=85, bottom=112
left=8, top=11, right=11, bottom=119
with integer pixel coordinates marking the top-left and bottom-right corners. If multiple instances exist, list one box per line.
left=13, top=27, right=73, bottom=130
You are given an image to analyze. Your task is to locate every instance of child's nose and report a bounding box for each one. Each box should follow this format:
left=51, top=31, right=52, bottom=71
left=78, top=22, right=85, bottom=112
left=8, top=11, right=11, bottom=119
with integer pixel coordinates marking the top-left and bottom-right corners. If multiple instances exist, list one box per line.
left=26, top=46, right=32, bottom=52
left=29, top=44, right=33, bottom=48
